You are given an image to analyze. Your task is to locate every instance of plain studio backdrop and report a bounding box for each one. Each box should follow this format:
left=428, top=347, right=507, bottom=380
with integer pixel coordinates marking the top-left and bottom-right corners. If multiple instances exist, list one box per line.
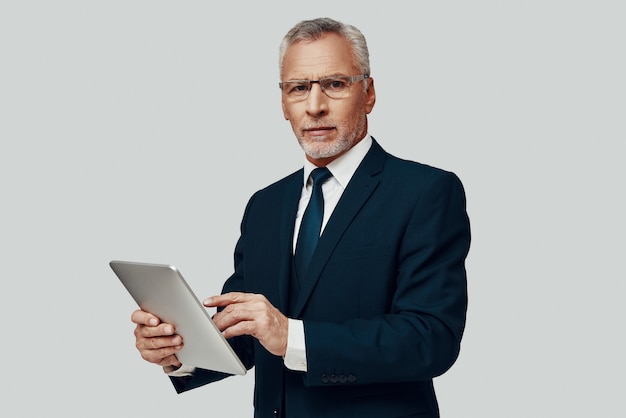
left=1, top=1, right=624, bottom=417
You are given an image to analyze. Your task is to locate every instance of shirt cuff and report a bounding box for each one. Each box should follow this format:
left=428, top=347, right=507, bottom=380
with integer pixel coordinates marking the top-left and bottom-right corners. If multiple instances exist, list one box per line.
left=165, top=363, right=196, bottom=377
left=284, top=318, right=308, bottom=372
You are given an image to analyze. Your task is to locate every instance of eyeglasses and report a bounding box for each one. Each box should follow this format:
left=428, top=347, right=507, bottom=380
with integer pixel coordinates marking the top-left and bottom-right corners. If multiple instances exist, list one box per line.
left=279, top=74, right=369, bottom=101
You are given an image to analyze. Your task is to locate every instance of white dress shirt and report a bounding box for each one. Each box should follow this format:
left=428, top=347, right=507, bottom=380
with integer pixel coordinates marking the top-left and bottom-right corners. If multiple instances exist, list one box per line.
left=169, top=135, right=373, bottom=377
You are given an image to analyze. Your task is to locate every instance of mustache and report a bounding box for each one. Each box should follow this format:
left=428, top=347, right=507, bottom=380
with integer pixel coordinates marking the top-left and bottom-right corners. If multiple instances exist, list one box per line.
left=301, top=121, right=336, bottom=130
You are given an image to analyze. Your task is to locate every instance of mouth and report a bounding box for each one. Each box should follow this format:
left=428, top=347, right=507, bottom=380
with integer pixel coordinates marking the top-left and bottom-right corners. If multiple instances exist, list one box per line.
left=303, top=126, right=335, bottom=137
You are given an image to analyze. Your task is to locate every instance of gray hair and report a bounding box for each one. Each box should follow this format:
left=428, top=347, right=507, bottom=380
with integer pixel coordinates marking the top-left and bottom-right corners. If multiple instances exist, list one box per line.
left=278, top=17, right=371, bottom=80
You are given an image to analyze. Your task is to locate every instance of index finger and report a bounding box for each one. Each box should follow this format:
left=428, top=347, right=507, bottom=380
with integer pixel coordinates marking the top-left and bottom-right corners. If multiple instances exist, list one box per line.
left=131, top=309, right=160, bottom=326
left=203, top=292, right=251, bottom=307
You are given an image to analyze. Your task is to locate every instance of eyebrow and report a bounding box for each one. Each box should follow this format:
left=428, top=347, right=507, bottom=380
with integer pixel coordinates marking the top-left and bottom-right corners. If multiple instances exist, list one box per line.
left=283, top=73, right=350, bottom=81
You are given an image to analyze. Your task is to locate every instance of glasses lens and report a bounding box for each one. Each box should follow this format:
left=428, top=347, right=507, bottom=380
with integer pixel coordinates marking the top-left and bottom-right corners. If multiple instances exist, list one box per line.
left=319, top=77, right=352, bottom=99
left=281, top=81, right=311, bottom=99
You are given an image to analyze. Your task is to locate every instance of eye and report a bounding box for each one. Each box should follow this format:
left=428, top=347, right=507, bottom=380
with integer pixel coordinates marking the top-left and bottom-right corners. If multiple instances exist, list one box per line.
left=322, top=77, right=349, bottom=91
left=293, top=84, right=308, bottom=92
left=284, top=81, right=310, bottom=95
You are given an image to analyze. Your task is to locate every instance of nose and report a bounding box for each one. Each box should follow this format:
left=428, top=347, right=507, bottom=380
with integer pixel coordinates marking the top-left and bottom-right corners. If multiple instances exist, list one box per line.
left=305, top=83, right=329, bottom=116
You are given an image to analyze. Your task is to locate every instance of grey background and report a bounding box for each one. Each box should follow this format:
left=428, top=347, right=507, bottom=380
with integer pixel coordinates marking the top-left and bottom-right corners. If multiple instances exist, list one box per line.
left=1, top=1, right=624, bottom=417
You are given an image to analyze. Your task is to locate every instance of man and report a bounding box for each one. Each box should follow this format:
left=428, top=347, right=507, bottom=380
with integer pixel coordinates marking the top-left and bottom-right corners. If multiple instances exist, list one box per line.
left=131, top=17, right=470, bottom=418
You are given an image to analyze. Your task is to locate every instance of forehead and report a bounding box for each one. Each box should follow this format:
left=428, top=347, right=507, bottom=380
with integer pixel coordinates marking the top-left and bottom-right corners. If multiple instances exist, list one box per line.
left=281, top=33, right=357, bottom=80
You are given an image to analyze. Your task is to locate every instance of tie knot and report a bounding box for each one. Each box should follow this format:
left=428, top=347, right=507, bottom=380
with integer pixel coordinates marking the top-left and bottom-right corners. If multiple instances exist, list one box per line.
left=310, top=167, right=332, bottom=188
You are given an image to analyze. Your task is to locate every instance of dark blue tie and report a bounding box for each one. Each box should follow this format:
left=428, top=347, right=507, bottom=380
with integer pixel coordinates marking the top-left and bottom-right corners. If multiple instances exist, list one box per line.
left=294, top=167, right=332, bottom=278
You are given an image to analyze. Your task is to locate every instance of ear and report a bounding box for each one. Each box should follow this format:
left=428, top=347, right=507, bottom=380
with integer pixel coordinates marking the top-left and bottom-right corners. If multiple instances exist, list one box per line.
left=364, top=77, right=376, bottom=114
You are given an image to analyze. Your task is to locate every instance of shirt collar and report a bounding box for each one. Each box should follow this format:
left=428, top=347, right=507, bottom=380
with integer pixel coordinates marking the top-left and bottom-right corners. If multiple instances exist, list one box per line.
left=302, top=134, right=373, bottom=189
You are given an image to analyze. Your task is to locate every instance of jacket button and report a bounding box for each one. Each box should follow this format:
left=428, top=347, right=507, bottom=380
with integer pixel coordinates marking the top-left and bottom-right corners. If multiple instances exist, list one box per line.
left=339, top=374, right=347, bottom=383
left=321, top=374, right=329, bottom=383
left=348, top=374, right=357, bottom=383
left=329, top=374, right=338, bottom=383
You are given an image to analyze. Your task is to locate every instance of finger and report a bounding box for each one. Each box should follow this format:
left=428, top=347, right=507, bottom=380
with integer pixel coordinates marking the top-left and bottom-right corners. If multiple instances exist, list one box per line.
left=212, top=301, right=265, bottom=331
left=204, top=292, right=265, bottom=307
left=136, top=333, right=183, bottom=351
left=203, top=292, right=247, bottom=307
left=139, top=344, right=183, bottom=365
left=131, top=309, right=160, bottom=326
left=135, top=323, right=178, bottom=339
left=221, top=319, right=256, bottom=339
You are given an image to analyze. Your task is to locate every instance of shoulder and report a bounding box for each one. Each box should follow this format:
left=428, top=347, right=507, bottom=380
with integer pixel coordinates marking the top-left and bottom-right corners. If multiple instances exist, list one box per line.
left=373, top=141, right=464, bottom=191
left=251, top=169, right=302, bottom=198
left=241, top=169, right=302, bottom=216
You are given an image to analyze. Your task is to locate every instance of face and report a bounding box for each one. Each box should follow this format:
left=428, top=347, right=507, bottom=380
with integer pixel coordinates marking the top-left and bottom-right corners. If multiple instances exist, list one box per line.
left=281, top=33, right=376, bottom=166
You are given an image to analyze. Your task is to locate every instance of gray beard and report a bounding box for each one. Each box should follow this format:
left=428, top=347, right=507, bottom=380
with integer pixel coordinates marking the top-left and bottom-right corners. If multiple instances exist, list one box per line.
left=299, top=135, right=354, bottom=159
left=297, top=118, right=365, bottom=160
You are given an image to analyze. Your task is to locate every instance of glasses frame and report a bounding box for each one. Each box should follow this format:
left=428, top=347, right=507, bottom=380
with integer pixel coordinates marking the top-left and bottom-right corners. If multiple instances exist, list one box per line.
left=279, top=74, right=370, bottom=101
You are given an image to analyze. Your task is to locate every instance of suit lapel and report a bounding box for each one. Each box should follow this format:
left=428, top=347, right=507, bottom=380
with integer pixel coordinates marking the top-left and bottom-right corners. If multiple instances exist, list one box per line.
left=291, top=140, right=387, bottom=317
left=277, top=170, right=304, bottom=313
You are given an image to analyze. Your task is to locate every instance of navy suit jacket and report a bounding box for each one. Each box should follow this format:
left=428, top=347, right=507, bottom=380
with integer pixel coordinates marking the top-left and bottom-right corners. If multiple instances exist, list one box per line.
left=171, top=139, right=471, bottom=418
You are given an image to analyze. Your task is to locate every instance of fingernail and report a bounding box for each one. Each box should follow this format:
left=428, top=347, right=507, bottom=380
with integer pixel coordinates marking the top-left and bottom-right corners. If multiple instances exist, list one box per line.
left=165, top=325, right=173, bottom=334
left=149, top=318, right=158, bottom=326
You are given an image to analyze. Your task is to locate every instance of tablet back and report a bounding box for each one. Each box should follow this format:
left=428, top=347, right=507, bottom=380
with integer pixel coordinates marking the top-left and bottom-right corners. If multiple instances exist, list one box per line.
left=110, top=260, right=247, bottom=375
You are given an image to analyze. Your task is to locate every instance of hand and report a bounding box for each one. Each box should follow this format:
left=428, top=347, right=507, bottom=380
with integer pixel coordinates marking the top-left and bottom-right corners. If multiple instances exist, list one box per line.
left=131, top=309, right=183, bottom=370
left=205, top=292, right=289, bottom=357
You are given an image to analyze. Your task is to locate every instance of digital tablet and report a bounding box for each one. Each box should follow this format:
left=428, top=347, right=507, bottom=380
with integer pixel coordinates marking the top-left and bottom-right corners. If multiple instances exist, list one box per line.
left=109, top=260, right=247, bottom=375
